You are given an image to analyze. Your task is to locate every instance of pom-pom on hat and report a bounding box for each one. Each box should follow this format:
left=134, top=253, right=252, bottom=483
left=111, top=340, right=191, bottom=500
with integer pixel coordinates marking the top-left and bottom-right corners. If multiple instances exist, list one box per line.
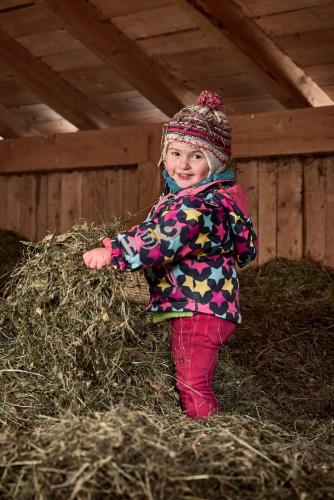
left=159, top=90, right=232, bottom=172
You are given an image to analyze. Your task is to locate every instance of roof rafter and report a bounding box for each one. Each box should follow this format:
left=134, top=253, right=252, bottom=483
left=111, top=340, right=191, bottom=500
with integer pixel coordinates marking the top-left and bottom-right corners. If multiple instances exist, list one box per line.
left=36, top=0, right=196, bottom=117
left=0, top=29, right=118, bottom=130
left=178, top=0, right=333, bottom=108
left=0, top=103, right=40, bottom=138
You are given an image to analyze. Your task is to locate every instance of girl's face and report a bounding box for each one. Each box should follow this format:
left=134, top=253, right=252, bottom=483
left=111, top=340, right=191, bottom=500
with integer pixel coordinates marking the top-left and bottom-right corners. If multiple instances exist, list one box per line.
left=165, top=142, right=210, bottom=189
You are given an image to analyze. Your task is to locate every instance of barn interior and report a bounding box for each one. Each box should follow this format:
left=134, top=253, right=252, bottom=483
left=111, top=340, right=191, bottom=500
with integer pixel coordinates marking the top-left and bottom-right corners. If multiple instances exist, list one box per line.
left=0, top=1, right=333, bottom=498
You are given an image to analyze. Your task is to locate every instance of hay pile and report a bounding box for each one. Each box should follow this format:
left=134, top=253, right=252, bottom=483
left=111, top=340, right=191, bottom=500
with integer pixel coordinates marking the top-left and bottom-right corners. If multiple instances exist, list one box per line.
left=1, top=221, right=174, bottom=429
left=1, top=409, right=333, bottom=499
left=216, top=259, right=334, bottom=426
left=0, top=221, right=333, bottom=499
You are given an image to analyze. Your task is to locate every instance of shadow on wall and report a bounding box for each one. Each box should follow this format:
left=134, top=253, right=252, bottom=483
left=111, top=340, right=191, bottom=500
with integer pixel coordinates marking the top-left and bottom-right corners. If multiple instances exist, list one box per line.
left=0, top=229, right=25, bottom=294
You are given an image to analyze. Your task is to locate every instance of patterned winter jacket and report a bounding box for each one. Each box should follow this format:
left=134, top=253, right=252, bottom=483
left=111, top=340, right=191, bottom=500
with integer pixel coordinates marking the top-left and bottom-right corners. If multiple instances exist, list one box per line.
left=106, top=181, right=257, bottom=324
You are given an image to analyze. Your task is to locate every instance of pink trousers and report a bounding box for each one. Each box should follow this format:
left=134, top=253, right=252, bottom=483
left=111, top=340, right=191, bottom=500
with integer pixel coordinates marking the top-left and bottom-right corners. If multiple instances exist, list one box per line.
left=170, top=314, right=236, bottom=419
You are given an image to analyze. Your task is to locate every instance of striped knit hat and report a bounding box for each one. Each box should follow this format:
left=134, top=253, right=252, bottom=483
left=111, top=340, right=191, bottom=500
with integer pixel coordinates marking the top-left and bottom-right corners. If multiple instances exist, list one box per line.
left=159, top=90, right=231, bottom=172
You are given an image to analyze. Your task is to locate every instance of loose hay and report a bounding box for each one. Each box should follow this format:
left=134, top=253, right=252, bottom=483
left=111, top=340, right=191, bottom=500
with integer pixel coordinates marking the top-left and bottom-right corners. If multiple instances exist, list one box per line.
left=1, top=221, right=175, bottom=429
left=1, top=222, right=333, bottom=498
left=0, top=409, right=333, bottom=500
left=219, top=259, right=334, bottom=427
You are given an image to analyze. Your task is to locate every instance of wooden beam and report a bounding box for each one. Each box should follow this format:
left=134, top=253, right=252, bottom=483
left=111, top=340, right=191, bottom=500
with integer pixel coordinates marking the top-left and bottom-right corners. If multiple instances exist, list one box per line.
left=0, top=126, right=148, bottom=173
left=0, top=106, right=333, bottom=174
left=0, top=29, right=117, bottom=130
left=179, top=0, right=334, bottom=108
left=36, top=0, right=196, bottom=116
left=232, top=106, right=334, bottom=158
left=0, top=103, right=40, bottom=137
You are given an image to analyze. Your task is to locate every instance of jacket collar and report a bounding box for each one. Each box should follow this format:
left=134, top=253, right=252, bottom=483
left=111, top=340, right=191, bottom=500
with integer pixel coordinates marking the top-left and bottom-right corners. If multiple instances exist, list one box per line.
left=156, top=180, right=232, bottom=209
left=172, top=180, right=225, bottom=197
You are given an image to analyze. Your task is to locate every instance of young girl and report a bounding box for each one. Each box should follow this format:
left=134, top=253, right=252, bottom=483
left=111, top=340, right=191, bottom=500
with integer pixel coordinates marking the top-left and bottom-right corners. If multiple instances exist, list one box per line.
left=83, top=90, right=257, bottom=419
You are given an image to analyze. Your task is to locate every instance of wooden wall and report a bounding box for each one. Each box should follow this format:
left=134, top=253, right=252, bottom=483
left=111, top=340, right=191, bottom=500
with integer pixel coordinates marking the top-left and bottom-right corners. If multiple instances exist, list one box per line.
left=0, top=108, right=333, bottom=268
left=0, top=153, right=333, bottom=268
left=0, top=124, right=163, bottom=240
left=0, top=164, right=161, bottom=241
left=237, top=155, right=334, bottom=268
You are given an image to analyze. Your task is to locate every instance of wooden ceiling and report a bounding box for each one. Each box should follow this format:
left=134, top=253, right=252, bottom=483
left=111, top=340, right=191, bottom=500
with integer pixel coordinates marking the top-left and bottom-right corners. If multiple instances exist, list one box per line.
left=0, top=0, right=333, bottom=138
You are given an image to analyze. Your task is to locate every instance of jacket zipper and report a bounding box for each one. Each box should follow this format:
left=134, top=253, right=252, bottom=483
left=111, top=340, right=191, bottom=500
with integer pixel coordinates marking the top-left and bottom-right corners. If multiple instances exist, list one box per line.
left=164, top=265, right=178, bottom=294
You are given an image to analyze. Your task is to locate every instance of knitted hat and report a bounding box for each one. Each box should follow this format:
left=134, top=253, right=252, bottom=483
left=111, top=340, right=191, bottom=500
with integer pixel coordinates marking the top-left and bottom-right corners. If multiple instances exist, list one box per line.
left=159, top=90, right=232, bottom=172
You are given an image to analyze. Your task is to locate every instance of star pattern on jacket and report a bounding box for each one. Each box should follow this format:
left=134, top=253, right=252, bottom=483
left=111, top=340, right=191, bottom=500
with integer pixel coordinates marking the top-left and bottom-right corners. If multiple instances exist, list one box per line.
left=109, top=181, right=257, bottom=324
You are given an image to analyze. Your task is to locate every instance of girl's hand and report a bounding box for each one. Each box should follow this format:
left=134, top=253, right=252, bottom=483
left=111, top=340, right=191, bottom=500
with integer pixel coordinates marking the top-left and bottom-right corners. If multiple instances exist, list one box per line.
left=83, top=247, right=111, bottom=269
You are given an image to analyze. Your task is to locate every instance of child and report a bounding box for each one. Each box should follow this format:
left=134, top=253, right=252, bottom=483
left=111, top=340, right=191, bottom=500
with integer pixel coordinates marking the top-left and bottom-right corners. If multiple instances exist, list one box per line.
left=83, top=90, right=257, bottom=419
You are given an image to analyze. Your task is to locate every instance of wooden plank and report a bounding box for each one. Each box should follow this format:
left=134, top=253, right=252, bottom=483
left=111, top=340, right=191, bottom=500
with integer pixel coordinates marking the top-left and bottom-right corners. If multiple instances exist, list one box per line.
left=0, top=126, right=148, bottom=173
left=81, top=167, right=125, bottom=223
left=0, top=103, right=39, bottom=137
left=324, top=85, right=334, bottom=100
left=176, top=0, right=277, bottom=85
left=36, top=174, right=48, bottom=241
left=80, top=170, right=95, bottom=223
left=138, top=28, right=218, bottom=56
left=42, top=48, right=104, bottom=72
left=274, top=28, right=334, bottom=68
left=17, top=29, right=83, bottom=57
left=18, top=175, right=36, bottom=240
left=9, top=104, right=78, bottom=135
left=146, top=124, right=164, bottom=198
left=166, top=48, right=245, bottom=81
left=0, top=29, right=117, bottom=129
left=0, top=176, right=8, bottom=231
left=0, top=5, right=62, bottom=37
left=0, top=79, right=39, bottom=107
left=9, top=103, right=61, bottom=125
left=113, top=5, right=197, bottom=39
left=225, top=95, right=284, bottom=116
left=306, top=62, right=334, bottom=87
left=38, top=0, right=196, bottom=115
left=0, top=1, right=36, bottom=11
left=47, top=172, right=61, bottom=234
left=31, top=119, right=78, bottom=135
left=123, top=166, right=139, bottom=223
left=112, top=108, right=168, bottom=125
left=6, top=175, right=21, bottom=236
left=232, top=106, right=334, bottom=158
left=255, top=3, right=334, bottom=36
left=188, top=73, right=270, bottom=100
left=0, top=70, right=18, bottom=82
left=105, top=168, right=124, bottom=220
left=277, top=159, right=303, bottom=260
left=303, top=157, right=326, bottom=262
left=325, top=156, right=334, bottom=268
left=147, top=125, right=163, bottom=164
left=59, top=171, right=82, bottom=233
left=90, top=0, right=174, bottom=18
left=258, top=160, right=277, bottom=264
left=236, top=160, right=258, bottom=223
left=236, top=160, right=258, bottom=265
left=80, top=167, right=125, bottom=224
left=92, top=90, right=155, bottom=114
left=133, top=162, right=161, bottom=226
left=92, top=169, right=109, bottom=223
left=241, top=0, right=330, bottom=17
left=182, top=0, right=333, bottom=108
left=62, top=65, right=131, bottom=96
left=0, top=106, right=333, bottom=175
